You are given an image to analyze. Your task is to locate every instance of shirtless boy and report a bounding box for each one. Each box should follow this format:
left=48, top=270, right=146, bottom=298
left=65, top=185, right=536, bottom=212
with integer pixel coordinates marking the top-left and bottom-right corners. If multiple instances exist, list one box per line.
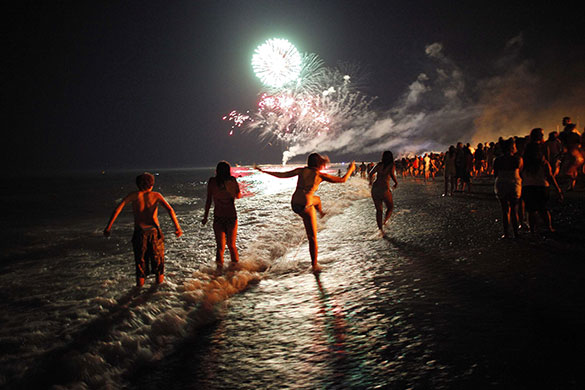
left=104, top=173, right=183, bottom=287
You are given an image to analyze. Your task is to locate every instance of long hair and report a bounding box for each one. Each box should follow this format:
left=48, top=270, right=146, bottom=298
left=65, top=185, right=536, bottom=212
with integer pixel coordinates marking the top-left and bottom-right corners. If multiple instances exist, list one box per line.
left=381, top=150, right=394, bottom=168
left=307, top=153, right=330, bottom=169
left=215, top=161, right=232, bottom=187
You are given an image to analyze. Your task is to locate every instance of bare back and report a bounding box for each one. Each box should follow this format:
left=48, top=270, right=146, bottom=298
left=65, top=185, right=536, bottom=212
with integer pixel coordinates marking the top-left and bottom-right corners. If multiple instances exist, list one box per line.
left=292, top=167, right=323, bottom=206
left=128, top=191, right=163, bottom=230
left=371, top=163, right=396, bottom=190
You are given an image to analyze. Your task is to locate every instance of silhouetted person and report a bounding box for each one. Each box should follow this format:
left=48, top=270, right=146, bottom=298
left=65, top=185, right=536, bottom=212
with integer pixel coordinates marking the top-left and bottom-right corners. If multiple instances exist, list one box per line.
left=369, top=151, right=398, bottom=236
left=545, top=131, right=562, bottom=175
left=522, top=143, right=563, bottom=234
left=559, top=123, right=584, bottom=190
left=493, top=139, right=523, bottom=238
left=443, top=145, right=456, bottom=196
left=474, top=143, right=486, bottom=176
left=255, top=154, right=356, bottom=273
left=202, top=161, right=242, bottom=267
left=104, top=173, right=183, bottom=287
left=359, top=162, right=367, bottom=179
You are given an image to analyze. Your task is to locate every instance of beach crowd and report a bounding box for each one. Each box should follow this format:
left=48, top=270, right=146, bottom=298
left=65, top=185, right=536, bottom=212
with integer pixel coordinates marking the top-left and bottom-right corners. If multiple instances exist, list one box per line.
left=104, top=116, right=583, bottom=286
left=356, top=116, right=584, bottom=239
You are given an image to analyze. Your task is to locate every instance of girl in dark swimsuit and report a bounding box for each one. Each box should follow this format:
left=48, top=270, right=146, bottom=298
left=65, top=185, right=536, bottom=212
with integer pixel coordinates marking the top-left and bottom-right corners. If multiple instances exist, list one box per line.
left=255, top=153, right=355, bottom=272
left=202, top=161, right=242, bottom=266
left=368, top=151, right=398, bottom=236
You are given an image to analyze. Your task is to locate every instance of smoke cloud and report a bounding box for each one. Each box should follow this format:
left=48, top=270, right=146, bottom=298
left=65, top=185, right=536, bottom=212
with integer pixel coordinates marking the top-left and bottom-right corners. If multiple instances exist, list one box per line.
left=283, top=35, right=585, bottom=162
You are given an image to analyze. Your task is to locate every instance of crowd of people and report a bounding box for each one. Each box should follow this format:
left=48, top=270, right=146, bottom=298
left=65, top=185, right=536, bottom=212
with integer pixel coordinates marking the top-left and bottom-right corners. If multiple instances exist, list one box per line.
left=103, top=117, right=583, bottom=286
left=394, top=116, right=584, bottom=238
left=350, top=116, right=584, bottom=239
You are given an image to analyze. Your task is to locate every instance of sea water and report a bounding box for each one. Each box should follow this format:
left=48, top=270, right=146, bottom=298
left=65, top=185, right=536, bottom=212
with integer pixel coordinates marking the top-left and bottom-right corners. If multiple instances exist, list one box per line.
left=0, top=165, right=388, bottom=389
left=3, top=167, right=583, bottom=389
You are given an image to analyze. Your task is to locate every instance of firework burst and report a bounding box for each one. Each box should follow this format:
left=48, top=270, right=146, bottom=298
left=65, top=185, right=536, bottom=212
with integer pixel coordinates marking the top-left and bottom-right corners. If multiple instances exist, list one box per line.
left=251, top=38, right=302, bottom=88
left=224, top=39, right=375, bottom=161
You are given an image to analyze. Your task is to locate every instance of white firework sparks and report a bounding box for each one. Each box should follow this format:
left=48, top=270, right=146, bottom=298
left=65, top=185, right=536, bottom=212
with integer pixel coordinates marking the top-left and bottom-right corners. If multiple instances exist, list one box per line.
left=224, top=43, right=376, bottom=161
left=251, top=38, right=302, bottom=88
left=247, top=65, right=374, bottom=145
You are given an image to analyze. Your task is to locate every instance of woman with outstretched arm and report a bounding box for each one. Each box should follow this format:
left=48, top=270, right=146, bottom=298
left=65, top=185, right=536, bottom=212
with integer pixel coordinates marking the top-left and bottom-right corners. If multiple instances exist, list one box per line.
left=255, top=153, right=355, bottom=273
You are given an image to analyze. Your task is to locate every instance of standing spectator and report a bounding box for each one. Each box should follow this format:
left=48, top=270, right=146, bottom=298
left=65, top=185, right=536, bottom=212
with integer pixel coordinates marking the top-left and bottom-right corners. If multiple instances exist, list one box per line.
left=486, top=142, right=496, bottom=175
left=474, top=143, right=486, bottom=176
left=359, top=162, right=367, bottom=179
left=521, top=143, right=563, bottom=234
left=412, top=156, right=420, bottom=178
left=544, top=131, right=562, bottom=176
left=559, top=123, right=584, bottom=191
left=423, top=153, right=431, bottom=182
left=443, top=146, right=457, bottom=196
left=493, top=139, right=523, bottom=238
left=454, top=142, right=465, bottom=191
left=462, top=144, right=473, bottom=192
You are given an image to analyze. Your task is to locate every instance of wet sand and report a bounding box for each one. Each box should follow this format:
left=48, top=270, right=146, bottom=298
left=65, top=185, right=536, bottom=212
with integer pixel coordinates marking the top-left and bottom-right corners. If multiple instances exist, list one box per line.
left=378, top=177, right=585, bottom=388
left=127, top=176, right=585, bottom=389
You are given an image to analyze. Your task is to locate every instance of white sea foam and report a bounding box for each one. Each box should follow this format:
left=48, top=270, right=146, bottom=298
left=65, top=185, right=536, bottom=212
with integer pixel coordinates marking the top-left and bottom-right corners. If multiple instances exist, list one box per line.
left=0, top=168, right=373, bottom=389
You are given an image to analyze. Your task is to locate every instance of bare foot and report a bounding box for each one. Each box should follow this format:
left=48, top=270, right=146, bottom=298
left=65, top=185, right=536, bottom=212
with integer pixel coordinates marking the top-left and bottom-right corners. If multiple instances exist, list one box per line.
left=312, top=264, right=323, bottom=274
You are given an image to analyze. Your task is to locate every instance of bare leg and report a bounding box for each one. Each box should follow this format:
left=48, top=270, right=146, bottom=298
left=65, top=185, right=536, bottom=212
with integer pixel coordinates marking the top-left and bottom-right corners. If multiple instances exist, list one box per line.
left=539, top=209, right=554, bottom=232
left=568, top=173, right=577, bottom=191
left=373, top=198, right=384, bottom=233
left=499, top=199, right=510, bottom=238
left=510, top=199, right=519, bottom=237
left=313, top=195, right=325, bottom=217
left=518, top=199, right=527, bottom=229
left=444, top=175, right=448, bottom=195
left=213, top=222, right=226, bottom=265
left=300, top=208, right=319, bottom=271
left=226, top=220, right=239, bottom=262
left=382, top=191, right=394, bottom=225
left=528, top=211, right=537, bottom=234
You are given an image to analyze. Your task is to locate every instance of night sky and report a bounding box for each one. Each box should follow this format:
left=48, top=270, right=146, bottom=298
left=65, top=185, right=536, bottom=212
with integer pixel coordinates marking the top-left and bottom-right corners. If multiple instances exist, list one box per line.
left=6, top=1, right=584, bottom=173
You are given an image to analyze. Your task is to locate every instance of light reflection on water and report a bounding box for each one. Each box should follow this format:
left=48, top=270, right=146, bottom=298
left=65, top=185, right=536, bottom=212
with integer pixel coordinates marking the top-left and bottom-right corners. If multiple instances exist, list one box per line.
left=2, top=169, right=584, bottom=389
left=0, top=169, right=459, bottom=389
